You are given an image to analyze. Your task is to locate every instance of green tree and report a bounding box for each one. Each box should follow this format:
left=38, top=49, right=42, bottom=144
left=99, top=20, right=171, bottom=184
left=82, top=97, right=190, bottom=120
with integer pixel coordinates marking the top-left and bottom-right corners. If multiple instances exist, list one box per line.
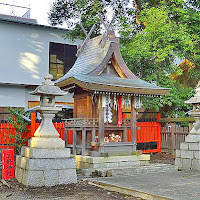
left=7, top=107, right=29, bottom=154
left=49, top=0, right=200, bottom=117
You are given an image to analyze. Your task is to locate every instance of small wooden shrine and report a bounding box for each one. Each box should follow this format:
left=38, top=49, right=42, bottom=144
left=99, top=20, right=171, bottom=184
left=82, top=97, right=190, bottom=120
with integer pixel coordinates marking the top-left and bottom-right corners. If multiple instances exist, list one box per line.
left=56, top=20, right=169, bottom=157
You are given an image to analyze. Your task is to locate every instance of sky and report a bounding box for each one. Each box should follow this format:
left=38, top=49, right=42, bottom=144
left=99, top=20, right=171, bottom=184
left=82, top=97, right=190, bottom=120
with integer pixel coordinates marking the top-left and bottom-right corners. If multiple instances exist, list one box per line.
left=0, top=0, right=55, bottom=26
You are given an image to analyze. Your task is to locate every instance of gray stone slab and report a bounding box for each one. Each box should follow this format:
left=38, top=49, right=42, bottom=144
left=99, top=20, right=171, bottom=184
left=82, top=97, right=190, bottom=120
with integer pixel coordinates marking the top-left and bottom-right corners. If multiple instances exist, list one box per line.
left=176, top=149, right=181, bottom=158
left=22, top=170, right=45, bottom=187
left=175, top=158, right=183, bottom=168
left=189, top=143, right=200, bottom=151
left=21, top=146, right=71, bottom=158
left=90, top=170, right=200, bottom=200
left=181, top=150, right=194, bottom=159
left=58, top=169, right=77, bottom=184
left=20, top=157, right=76, bottom=170
left=118, top=161, right=140, bottom=167
left=15, top=167, right=23, bottom=183
left=194, top=151, right=200, bottom=159
left=192, top=159, right=200, bottom=170
left=182, top=158, right=192, bottom=169
left=44, top=170, right=59, bottom=187
left=185, top=135, right=200, bottom=143
left=16, top=155, right=22, bottom=167
left=180, top=142, right=189, bottom=150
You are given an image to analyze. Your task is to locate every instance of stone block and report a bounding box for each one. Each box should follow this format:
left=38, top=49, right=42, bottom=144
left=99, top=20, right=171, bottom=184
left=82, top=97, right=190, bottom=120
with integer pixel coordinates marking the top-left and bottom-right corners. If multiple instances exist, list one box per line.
left=119, top=161, right=140, bottom=167
left=23, top=158, right=76, bottom=170
left=19, top=157, right=28, bottom=169
left=29, top=137, right=65, bottom=149
left=182, top=158, right=192, bottom=169
left=181, top=150, right=194, bottom=159
left=175, top=158, right=183, bottom=168
left=104, top=162, right=119, bottom=168
left=189, top=143, right=200, bottom=151
left=137, top=154, right=150, bottom=161
left=139, top=160, right=149, bottom=166
left=44, top=170, right=59, bottom=187
left=194, top=151, right=200, bottom=159
left=16, top=155, right=22, bottom=167
left=76, top=161, right=90, bottom=169
left=180, top=143, right=189, bottom=150
left=192, top=159, right=200, bottom=170
left=91, top=163, right=105, bottom=169
left=22, top=147, right=70, bottom=159
left=185, top=135, right=200, bottom=143
left=176, top=149, right=181, bottom=158
left=22, top=170, right=45, bottom=187
left=58, top=169, right=77, bottom=184
left=15, top=167, right=23, bottom=183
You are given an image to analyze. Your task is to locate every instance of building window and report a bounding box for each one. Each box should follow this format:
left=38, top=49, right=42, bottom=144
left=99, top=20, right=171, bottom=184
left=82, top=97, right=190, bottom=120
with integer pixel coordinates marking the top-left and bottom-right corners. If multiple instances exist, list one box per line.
left=49, top=42, right=77, bottom=80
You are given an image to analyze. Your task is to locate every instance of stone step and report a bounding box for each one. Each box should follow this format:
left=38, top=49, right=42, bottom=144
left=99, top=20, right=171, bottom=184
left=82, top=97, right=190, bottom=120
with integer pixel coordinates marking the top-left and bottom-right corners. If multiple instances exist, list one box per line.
left=79, top=164, right=177, bottom=177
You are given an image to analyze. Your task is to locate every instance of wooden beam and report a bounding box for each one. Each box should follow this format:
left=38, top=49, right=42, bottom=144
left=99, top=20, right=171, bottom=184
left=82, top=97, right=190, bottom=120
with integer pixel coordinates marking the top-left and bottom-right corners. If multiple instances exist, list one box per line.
left=131, top=96, right=137, bottom=143
left=77, top=24, right=96, bottom=56
left=79, top=21, right=87, bottom=36
left=92, top=128, right=96, bottom=142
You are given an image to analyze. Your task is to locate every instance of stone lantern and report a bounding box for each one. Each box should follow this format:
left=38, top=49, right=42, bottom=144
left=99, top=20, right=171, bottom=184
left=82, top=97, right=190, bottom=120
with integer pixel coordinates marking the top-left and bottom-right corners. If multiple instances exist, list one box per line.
left=15, top=74, right=77, bottom=187
left=175, top=83, right=200, bottom=171
left=29, top=74, right=67, bottom=148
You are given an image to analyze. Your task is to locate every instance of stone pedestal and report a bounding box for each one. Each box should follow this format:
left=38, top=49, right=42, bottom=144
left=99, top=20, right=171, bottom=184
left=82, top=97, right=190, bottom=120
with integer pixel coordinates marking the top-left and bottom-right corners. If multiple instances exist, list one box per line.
left=175, top=113, right=200, bottom=171
left=16, top=147, right=77, bottom=187
left=175, top=137, right=200, bottom=171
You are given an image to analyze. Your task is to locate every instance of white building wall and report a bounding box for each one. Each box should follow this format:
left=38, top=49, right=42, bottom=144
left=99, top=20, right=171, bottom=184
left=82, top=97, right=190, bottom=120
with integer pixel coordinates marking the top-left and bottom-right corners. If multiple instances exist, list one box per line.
left=0, top=85, right=26, bottom=107
left=0, top=20, right=79, bottom=108
left=0, top=20, right=79, bottom=86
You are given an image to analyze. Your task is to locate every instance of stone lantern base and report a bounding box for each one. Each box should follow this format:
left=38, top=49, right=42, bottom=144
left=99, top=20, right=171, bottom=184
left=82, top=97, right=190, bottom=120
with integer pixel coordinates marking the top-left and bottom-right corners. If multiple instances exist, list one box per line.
left=15, top=146, right=77, bottom=187
left=175, top=135, right=200, bottom=171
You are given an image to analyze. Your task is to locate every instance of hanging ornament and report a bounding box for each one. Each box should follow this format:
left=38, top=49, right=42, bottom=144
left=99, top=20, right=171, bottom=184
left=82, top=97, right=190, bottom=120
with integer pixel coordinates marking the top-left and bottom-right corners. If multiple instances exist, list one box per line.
left=102, top=94, right=106, bottom=108
left=113, top=94, right=117, bottom=110
left=135, top=96, right=142, bottom=109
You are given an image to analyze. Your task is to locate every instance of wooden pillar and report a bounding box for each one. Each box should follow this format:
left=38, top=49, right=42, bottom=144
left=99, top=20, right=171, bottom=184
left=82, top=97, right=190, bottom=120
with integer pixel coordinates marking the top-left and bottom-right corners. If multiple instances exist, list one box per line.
left=98, top=95, right=104, bottom=143
left=87, top=95, right=92, bottom=118
left=92, top=128, right=96, bottom=142
left=131, top=96, right=137, bottom=144
left=123, top=127, right=127, bottom=142
left=171, top=123, right=176, bottom=155
left=82, top=128, right=86, bottom=156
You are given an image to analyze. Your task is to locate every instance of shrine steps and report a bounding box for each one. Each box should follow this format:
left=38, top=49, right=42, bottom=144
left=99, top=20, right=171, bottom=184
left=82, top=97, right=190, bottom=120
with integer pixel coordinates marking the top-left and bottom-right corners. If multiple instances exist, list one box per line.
left=78, top=164, right=177, bottom=177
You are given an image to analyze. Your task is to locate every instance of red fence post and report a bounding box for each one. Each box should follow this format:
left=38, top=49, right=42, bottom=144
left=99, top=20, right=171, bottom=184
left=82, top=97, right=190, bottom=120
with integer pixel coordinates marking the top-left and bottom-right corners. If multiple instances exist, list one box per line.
left=31, top=112, right=36, bottom=137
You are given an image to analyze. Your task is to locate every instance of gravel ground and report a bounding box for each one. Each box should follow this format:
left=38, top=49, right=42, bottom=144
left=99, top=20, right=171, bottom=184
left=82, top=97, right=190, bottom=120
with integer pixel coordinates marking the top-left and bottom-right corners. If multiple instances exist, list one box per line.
left=150, top=153, right=175, bottom=165
left=0, top=152, right=174, bottom=200
left=0, top=178, right=143, bottom=200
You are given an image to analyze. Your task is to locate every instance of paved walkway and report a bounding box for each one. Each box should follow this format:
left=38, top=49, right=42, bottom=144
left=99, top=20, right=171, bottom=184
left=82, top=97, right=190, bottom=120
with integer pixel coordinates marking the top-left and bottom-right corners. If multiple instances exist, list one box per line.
left=91, top=170, right=200, bottom=200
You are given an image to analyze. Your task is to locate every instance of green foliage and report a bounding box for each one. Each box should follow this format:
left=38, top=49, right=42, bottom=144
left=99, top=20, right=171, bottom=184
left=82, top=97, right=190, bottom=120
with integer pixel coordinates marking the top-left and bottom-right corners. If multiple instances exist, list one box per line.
left=120, top=1, right=200, bottom=117
left=49, top=0, right=137, bottom=40
left=49, top=0, right=200, bottom=117
left=7, top=107, right=29, bottom=154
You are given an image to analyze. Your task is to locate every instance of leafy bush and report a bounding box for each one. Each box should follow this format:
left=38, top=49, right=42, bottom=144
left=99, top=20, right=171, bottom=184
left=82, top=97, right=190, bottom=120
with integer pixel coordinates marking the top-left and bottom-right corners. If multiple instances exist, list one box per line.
left=7, top=107, right=29, bottom=154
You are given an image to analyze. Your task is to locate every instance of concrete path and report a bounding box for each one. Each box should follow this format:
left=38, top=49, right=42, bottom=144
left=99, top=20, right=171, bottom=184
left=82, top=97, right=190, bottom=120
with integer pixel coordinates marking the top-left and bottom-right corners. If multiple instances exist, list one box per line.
left=91, top=170, right=200, bottom=200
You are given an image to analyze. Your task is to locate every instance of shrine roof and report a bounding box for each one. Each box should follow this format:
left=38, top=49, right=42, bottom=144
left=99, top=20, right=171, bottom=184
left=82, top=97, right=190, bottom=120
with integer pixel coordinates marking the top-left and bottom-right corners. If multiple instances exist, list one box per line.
left=55, top=30, right=170, bottom=95
left=58, top=74, right=169, bottom=95
left=56, top=34, right=137, bottom=84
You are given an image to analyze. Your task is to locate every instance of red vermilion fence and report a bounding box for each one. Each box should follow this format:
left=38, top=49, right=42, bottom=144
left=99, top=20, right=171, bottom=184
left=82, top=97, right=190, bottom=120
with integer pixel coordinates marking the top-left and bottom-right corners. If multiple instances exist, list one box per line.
left=0, top=113, right=161, bottom=154
left=126, top=122, right=161, bottom=154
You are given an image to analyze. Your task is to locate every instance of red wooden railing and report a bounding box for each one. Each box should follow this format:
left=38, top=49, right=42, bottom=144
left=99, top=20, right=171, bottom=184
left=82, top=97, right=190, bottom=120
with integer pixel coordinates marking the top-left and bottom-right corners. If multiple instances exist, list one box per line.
left=0, top=113, right=161, bottom=154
